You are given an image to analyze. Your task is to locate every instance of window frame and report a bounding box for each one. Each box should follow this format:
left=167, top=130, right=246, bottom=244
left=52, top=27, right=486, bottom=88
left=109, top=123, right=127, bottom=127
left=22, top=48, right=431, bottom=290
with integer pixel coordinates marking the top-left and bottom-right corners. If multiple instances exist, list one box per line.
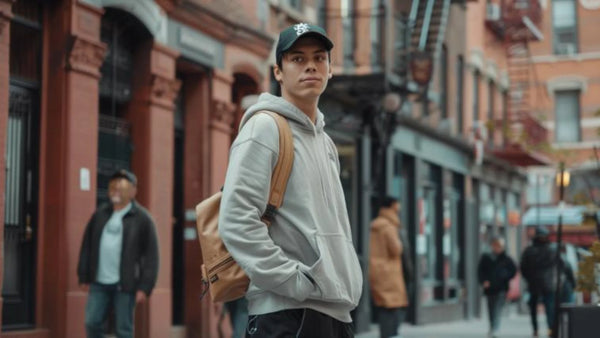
left=554, top=89, right=581, bottom=143
left=552, top=0, right=578, bottom=55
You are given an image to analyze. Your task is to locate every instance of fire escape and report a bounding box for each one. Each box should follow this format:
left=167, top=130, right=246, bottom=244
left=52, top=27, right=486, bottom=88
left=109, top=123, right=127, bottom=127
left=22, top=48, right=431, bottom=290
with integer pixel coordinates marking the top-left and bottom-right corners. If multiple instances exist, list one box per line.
left=487, top=0, right=550, bottom=166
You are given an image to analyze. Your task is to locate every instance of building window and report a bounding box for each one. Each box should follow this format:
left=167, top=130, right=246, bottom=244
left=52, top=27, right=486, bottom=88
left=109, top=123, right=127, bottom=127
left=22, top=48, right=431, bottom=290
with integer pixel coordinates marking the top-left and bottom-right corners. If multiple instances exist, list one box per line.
left=341, top=0, right=355, bottom=67
left=487, top=80, right=495, bottom=147
left=473, top=70, right=480, bottom=123
left=456, top=55, right=464, bottom=134
left=284, top=0, right=302, bottom=10
left=371, top=0, right=383, bottom=67
left=552, top=0, right=578, bottom=55
left=501, top=90, right=508, bottom=146
left=440, top=44, right=448, bottom=119
left=554, top=90, right=581, bottom=143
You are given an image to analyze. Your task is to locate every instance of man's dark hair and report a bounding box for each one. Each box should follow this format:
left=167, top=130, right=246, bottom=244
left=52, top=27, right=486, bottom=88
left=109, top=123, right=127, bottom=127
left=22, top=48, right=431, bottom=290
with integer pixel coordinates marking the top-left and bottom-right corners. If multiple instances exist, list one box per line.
left=379, top=196, right=397, bottom=209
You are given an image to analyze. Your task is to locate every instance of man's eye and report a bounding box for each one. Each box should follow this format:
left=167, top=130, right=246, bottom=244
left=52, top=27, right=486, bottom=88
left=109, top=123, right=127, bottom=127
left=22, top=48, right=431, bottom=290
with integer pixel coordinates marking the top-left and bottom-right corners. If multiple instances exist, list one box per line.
left=316, top=55, right=326, bottom=61
left=292, top=57, right=303, bottom=62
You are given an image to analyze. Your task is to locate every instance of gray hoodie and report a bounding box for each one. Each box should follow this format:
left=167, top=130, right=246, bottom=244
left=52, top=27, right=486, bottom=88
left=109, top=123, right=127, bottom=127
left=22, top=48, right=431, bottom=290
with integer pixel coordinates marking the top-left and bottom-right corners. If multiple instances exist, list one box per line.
left=218, top=93, right=363, bottom=323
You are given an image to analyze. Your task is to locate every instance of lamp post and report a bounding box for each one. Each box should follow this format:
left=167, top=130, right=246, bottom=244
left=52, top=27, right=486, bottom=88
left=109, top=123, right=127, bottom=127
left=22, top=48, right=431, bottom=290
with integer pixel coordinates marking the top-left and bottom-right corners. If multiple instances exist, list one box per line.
left=553, top=161, right=570, bottom=338
left=372, top=93, right=402, bottom=200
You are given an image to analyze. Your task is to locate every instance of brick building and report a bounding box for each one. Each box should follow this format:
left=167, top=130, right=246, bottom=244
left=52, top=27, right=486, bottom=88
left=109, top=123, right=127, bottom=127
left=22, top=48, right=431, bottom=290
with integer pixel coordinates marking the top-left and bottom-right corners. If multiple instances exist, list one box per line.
left=1, top=0, right=539, bottom=337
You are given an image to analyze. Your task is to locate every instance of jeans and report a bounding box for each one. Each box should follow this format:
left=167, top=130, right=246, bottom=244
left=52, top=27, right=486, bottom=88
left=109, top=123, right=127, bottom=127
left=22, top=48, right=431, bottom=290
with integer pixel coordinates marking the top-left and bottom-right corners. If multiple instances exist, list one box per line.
left=376, top=307, right=407, bottom=338
left=225, top=298, right=249, bottom=338
left=528, top=291, right=555, bottom=333
left=245, top=308, right=353, bottom=338
left=486, top=292, right=506, bottom=333
left=85, top=283, right=136, bottom=338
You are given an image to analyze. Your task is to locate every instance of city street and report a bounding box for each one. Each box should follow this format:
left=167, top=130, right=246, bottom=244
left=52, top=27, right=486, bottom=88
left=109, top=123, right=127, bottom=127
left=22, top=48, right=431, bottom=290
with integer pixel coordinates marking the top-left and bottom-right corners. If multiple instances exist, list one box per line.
left=358, top=313, right=545, bottom=338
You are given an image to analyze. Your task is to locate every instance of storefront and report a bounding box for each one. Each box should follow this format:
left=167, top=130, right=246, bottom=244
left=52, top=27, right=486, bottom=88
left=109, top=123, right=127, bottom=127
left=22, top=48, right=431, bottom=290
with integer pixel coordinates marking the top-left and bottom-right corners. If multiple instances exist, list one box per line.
left=0, top=1, right=272, bottom=337
left=388, top=120, right=526, bottom=324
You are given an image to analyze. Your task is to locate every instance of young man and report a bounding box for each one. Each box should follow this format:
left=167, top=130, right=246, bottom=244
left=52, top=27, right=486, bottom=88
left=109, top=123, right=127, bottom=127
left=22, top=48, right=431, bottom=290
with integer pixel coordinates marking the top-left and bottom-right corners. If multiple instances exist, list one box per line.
left=219, top=23, right=363, bottom=337
left=477, top=237, right=517, bottom=338
left=77, top=170, right=159, bottom=338
left=369, top=197, right=413, bottom=338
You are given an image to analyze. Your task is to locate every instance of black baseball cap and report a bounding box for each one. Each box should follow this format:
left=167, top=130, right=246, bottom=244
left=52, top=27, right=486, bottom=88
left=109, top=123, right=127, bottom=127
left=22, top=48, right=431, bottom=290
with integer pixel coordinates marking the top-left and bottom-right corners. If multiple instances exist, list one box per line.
left=110, top=169, right=137, bottom=186
left=276, top=23, right=334, bottom=62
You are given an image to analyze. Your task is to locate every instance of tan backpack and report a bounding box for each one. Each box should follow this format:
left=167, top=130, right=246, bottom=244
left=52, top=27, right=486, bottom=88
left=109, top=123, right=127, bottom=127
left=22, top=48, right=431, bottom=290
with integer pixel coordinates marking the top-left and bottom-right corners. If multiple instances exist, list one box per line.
left=195, top=111, right=294, bottom=302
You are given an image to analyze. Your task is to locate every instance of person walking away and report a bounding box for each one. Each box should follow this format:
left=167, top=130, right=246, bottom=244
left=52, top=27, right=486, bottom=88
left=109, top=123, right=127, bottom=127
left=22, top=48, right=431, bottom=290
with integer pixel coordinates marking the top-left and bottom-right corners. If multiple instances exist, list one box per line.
left=478, top=236, right=517, bottom=337
left=218, top=23, right=363, bottom=338
left=77, top=169, right=159, bottom=338
left=369, top=196, right=413, bottom=338
left=520, top=227, right=559, bottom=337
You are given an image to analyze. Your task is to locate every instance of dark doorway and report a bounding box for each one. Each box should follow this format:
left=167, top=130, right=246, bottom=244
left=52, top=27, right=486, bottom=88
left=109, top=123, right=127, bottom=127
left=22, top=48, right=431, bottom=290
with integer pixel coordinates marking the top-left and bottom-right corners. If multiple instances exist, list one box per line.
left=3, top=0, right=43, bottom=330
left=172, top=80, right=185, bottom=325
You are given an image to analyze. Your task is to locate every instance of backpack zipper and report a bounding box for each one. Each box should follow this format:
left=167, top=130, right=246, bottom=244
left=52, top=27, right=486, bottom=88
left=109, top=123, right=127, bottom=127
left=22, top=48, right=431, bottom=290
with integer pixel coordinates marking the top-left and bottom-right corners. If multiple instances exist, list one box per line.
left=208, top=255, right=235, bottom=275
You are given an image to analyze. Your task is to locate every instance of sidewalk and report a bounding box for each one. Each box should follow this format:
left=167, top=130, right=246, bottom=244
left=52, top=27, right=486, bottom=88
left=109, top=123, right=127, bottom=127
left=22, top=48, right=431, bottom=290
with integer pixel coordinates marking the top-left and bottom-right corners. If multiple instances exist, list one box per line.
left=357, top=313, right=547, bottom=338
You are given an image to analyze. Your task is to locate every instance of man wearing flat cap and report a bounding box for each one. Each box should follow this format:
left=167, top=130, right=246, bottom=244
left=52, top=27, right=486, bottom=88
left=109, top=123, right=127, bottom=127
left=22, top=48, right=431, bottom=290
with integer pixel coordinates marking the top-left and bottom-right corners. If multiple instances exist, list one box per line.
left=77, top=169, right=159, bottom=338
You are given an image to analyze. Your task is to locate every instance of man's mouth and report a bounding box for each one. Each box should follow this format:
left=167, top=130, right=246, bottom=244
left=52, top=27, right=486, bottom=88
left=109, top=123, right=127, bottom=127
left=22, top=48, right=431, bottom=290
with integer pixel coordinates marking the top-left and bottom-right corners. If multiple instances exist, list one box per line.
left=301, top=77, right=321, bottom=83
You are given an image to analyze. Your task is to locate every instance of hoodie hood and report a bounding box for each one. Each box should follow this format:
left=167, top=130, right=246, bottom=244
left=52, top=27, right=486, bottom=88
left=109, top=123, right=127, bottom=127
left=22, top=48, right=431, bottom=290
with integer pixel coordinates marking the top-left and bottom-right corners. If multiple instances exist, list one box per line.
left=240, top=93, right=325, bottom=134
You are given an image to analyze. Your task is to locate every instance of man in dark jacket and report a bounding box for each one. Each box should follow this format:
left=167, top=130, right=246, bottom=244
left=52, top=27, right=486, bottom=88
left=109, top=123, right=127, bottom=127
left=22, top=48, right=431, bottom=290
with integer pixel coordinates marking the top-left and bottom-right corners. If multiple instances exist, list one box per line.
left=520, top=227, right=558, bottom=338
left=77, top=169, right=159, bottom=338
left=478, top=236, right=517, bottom=337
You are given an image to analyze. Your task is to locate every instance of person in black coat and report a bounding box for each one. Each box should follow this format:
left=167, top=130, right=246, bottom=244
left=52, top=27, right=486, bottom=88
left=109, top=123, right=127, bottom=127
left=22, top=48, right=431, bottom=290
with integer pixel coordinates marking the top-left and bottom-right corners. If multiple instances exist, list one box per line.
left=520, top=227, right=559, bottom=338
left=478, top=236, right=517, bottom=338
left=77, top=170, right=159, bottom=338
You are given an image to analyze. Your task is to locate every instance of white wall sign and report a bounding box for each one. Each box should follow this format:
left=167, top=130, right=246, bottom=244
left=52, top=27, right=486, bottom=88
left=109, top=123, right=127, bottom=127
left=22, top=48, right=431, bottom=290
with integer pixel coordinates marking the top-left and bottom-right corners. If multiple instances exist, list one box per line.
left=80, top=168, right=90, bottom=191
left=581, top=0, right=600, bottom=10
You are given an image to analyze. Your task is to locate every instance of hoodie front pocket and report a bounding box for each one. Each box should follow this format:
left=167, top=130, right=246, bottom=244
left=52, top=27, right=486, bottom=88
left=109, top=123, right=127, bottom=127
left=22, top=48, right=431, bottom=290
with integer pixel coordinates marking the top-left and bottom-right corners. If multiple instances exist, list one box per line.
left=307, top=233, right=363, bottom=307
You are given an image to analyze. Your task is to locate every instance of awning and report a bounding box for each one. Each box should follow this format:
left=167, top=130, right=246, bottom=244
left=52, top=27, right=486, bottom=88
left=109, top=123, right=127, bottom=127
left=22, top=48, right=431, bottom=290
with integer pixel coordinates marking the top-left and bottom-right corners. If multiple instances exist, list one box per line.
left=522, top=205, right=587, bottom=226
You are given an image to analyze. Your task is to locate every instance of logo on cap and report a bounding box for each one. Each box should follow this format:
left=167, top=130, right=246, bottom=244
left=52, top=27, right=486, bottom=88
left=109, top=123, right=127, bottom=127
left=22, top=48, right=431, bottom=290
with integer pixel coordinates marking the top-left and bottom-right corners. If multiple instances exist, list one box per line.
left=293, top=23, right=310, bottom=36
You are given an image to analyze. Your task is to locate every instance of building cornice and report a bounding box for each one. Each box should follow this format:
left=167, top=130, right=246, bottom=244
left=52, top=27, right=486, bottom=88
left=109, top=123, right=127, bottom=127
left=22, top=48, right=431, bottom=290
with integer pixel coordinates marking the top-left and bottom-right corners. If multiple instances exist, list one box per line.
left=169, top=1, right=273, bottom=59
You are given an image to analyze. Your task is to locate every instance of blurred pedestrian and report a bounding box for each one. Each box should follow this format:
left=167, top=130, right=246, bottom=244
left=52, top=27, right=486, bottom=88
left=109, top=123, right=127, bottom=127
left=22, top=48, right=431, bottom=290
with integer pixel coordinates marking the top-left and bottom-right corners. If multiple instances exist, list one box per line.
left=77, top=169, right=159, bottom=338
left=477, top=236, right=517, bottom=338
left=520, top=227, right=558, bottom=338
left=218, top=23, right=362, bottom=338
left=369, top=196, right=414, bottom=338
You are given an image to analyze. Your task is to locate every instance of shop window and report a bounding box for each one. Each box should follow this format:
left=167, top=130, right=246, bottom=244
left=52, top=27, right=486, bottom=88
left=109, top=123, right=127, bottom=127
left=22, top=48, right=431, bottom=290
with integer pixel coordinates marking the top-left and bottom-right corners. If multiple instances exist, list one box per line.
left=552, top=0, right=578, bottom=55
left=554, top=90, right=581, bottom=143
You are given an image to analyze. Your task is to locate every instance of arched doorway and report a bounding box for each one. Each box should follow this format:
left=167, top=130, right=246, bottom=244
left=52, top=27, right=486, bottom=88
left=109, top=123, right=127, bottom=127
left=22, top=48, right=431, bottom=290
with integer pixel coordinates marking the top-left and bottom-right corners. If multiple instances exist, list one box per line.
left=97, top=9, right=152, bottom=205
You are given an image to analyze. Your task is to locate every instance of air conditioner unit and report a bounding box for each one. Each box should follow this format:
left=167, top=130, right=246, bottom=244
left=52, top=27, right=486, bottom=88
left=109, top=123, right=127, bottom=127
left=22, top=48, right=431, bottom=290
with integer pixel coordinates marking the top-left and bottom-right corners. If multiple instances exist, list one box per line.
left=486, top=3, right=501, bottom=21
left=557, top=43, right=576, bottom=55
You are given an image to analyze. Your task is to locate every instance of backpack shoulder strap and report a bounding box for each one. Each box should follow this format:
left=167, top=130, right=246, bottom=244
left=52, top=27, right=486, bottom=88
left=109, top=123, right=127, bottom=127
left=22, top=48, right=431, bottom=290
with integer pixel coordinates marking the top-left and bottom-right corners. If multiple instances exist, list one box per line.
left=256, top=110, right=294, bottom=225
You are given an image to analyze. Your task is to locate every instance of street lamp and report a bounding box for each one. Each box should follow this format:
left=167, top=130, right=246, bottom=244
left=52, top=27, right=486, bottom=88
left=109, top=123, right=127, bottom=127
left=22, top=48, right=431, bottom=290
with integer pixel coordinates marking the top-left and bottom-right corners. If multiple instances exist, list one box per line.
left=553, top=161, right=570, bottom=338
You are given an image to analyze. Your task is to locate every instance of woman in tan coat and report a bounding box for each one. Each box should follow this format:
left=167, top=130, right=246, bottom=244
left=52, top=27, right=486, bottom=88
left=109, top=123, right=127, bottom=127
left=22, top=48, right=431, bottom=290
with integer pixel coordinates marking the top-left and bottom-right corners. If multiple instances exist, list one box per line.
left=369, top=196, right=412, bottom=338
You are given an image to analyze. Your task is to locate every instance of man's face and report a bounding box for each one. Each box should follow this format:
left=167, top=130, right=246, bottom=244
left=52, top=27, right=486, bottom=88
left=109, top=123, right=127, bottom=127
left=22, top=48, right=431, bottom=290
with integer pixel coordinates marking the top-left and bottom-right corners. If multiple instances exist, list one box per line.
left=491, top=240, right=504, bottom=255
left=274, top=36, right=332, bottom=100
left=108, top=178, right=135, bottom=206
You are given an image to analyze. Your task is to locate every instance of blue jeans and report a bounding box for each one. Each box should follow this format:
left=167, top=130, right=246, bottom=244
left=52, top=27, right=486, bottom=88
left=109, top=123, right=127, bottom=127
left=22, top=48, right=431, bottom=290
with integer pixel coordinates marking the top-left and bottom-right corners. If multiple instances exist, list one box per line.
left=528, top=291, right=555, bottom=333
left=486, top=292, right=506, bottom=333
left=85, top=283, right=136, bottom=338
left=225, top=298, right=249, bottom=338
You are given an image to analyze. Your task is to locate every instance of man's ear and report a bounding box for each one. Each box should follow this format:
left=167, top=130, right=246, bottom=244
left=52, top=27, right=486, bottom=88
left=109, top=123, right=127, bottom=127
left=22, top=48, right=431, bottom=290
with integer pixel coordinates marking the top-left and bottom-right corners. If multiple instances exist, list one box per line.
left=273, top=64, right=283, bottom=83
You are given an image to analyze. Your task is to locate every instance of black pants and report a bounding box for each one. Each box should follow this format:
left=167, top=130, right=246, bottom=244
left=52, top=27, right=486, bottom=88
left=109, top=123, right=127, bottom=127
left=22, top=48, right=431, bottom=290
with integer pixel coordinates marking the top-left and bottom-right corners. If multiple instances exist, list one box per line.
left=376, top=307, right=406, bottom=338
left=245, top=308, right=354, bottom=338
